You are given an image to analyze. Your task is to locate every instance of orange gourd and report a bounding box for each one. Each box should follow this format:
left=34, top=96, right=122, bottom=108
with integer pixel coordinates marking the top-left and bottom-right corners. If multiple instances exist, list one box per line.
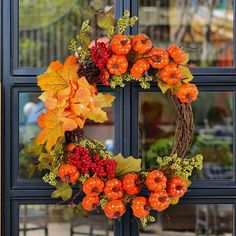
left=107, top=55, right=128, bottom=75
left=175, top=83, right=198, bottom=104
left=147, top=48, right=169, bottom=69
left=82, top=177, right=104, bottom=196
left=131, top=197, right=150, bottom=218
left=82, top=195, right=100, bottom=211
left=167, top=177, right=187, bottom=197
left=58, top=164, right=80, bottom=184
left=110, top=34, right=131, bottom=55
left=132, top=34, right=152, bottom=54
left=160, top=63, right=182, bottom=85
left=103, top=200, right=126, bottom=219
left=149, top=191, right=170, bottom=211
left=167, top=44, right=186, bottom=64
left=130, top=59, right=150, bottom=78
left=145, top=170, right=167, bottom=192
left=123, top=173, right=141, bottom=195
left=104, top=178, right=123, bottom=200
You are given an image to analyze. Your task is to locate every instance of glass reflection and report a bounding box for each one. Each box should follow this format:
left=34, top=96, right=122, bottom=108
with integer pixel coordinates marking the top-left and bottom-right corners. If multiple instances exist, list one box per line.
left=19, top=0, right=114, bottom=67
left=140, top=204, right=233, bottom=236
left=19, top=92, right=114, bottom=179
left=139, top=92, right=234, bottom=179
left=19, top=205, right=113, bottom=236
left=138, top=0, right=234, bottom=67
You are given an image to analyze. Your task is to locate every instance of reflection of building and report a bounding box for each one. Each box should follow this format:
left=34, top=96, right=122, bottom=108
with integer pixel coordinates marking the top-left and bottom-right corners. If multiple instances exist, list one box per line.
left=139, top=0, right=233, bottom=66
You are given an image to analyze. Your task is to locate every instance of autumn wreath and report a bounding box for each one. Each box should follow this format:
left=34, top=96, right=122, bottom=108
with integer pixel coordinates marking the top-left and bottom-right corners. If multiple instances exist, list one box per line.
left=28, top=8, right=203, bottom=227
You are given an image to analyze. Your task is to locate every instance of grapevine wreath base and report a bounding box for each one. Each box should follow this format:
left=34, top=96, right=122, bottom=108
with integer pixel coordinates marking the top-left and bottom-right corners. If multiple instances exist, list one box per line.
left=26, top=8, right=203, bottom=227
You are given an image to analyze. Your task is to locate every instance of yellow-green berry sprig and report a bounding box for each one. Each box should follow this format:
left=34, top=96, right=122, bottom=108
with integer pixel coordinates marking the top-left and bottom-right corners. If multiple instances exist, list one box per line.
left=107, top=26, right=116, bottom=38
left=117, top=10, right=138, bottom=34
left=139, top=76, right=153, bottom=89
left=69, top=39, right=79, bottom=53
left=156, top=154, right=203, bottom=179
left=76, top=47, right=91, bottom=62
left=110, top=73, right=132, bottom=88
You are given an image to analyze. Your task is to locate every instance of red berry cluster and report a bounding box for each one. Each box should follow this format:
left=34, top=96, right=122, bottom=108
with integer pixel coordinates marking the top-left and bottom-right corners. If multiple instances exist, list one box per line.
left=67, top=146, right=92, bottom=174
left=67, top=145, right=117, bottom=179
left=90, top=42, right=112, bottom=69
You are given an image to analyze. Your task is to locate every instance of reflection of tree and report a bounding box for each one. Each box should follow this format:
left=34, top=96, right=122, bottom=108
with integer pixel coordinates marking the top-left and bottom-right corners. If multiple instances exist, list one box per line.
left=19, top=0, right=113, bottom=67
left=139, top=0, right=233, bottom=66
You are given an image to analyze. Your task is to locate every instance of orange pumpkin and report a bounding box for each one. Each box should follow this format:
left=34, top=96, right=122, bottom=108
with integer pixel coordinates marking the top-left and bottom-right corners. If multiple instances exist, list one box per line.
left=149, top=191, right=170, bottom=211
left=167, top=177, right=187, bottom=197
left=132, top=34, right=152, bottom=54
left=110, top=34, right=131, bottom=55
left=160, top=63, right=182, bottom=85
left=107, top=55, right=128, bottom=75
left=131, top=197, right=150, bottom=218
left=103, top=200, right=126, bottom=219
left=130, top=58, right=150, bottom=78
left=175, top=83, right=198, bottom=104
left=167, top=44, right=186, bottom=64
left=123, top=173, right=141, bottom=195
left=99, top=69, right=110, bottom=86
left=104, top=178, right=123, bottom=200
left=82, top=195, right=100, bottom=211
left=58, top=164, right=80, bottom=184
left=147, top=48, right=169, bottom=69
left=145, top=170, right=167, bottom=192
left=82, top=177, right=104, bottom=196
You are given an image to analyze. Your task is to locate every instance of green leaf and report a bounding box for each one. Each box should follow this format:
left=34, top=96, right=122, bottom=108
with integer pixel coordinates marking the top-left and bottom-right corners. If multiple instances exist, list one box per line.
left=114, top=153, right=141, bottom=177
left=157, top=80, right=172, bottom=94
left=38, top=157, right=51, bottom=171
left=78, top=32, right=91, bottom=51
left=170, top=197, right=179, bottom=205
left=51, top=182, right=72, bottom=201
left=97, top=10, right=115, bottom=30
left=80, top=8, right=95, bottom=20
left=28, top=164, right=36, bottom=179
left=90, top=0, right=105, bottom=10
left=23, top=138, right=43, bottom=155
left=181, top=66, right=193, bottom=83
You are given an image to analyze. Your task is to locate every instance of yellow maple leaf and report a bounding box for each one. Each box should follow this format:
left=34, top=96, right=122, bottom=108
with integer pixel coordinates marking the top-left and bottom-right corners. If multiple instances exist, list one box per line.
left=37, top=55, right=79, bottom=95
left=37, top=111, right=64, bottom=151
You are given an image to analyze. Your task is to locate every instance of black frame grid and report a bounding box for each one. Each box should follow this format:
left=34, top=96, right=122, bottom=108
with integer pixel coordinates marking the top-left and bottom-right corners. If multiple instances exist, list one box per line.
left=2, top=0, right=236, bottom=235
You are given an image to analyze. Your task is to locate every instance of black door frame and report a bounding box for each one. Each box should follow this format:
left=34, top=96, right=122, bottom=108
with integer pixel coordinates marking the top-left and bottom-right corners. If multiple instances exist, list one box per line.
left=2, top=0, right=236, bottom=235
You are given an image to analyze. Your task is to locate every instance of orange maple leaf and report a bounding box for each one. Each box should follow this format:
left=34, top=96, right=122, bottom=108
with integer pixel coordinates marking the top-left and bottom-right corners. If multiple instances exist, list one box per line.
left=37, top=55, right=79, bottom=95
left=37, top=111, right=64, bottom=151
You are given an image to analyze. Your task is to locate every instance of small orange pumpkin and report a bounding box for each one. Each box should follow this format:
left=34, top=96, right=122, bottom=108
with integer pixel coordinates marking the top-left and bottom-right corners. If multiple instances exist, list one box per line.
left=147, top=48, right=169, bottom=69
left=167, top=44, right=187, bottom=64
left=110, top=34, right=132, bottom=55
left=82, top=195, right=100, bottom=211
left=149, top=191, right=170, bottom=211
left=131, top=197, right=150, bottom=218
left=82, top=177, right=104, bottom=196
left=175, top=83, right=198, bottom=104
left=130, top=58, right=150, bottom=78
left=103, top=200, right=126, bottom=219
left=132, top=34, right=152, bottom=54
left=104, top=178, right=123, bottom=200
left=123, top=173, right=141, bottom=195
left=167, top=177, right=187, bottom=197
left=145, top=170, right=167, bottom=192
left=160, top=63, right=182, bottom=85
left=107, top=55, right=128, bottom=75
left=58, top=164, right=80, bottom=184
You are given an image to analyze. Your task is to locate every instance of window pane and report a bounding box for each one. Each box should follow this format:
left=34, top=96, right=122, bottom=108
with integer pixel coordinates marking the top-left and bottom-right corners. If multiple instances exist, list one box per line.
left=139, top=204, right=233, bottom=236
left=19, top=92, right=115, bottom=179
left=138, top=0, right=234, bottom=67
left=19, top=0, right=113, bottom=67
left=139, top=92, right=234, bottom=180
left=19, top=204, right=114, bottom=236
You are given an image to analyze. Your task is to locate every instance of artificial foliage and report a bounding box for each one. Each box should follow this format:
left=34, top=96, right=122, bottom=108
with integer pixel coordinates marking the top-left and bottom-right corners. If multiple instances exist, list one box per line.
left=26, top=6, right=204, bottom=228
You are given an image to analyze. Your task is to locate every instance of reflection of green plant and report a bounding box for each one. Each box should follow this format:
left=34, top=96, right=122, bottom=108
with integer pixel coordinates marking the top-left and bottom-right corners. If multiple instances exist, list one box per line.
left=19, top=39, right=41, bottom=67
left=190, top=134, right=233, bottom=166
left=145, top=137, right=174, bottom=168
